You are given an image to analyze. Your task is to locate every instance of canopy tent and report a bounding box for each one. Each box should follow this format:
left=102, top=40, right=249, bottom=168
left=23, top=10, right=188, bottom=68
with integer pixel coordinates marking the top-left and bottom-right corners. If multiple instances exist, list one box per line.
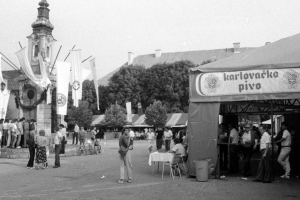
left=187, top=33, right=300, bottom=176
left=262, top=119, right=271, bottom=124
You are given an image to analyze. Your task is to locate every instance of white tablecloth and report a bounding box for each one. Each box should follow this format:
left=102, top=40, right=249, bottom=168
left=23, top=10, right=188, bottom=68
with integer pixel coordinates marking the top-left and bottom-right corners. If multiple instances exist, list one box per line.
left=148, top=152, right=174, bottom=166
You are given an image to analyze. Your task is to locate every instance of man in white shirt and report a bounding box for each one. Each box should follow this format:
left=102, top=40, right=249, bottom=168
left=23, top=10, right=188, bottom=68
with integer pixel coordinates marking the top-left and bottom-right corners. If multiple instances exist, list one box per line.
left=59, top=124, right=67, bottom=154
left=228, top=124, right=239, bottom=173
left=53, top=127, right=63, bottom=168
left=129, top=128, right=135, bottom=138
left=164, top=127, right=173, bottom=152
left=73, top=124, right=79, bottom=145
left=275, top=122, right=291, bottom=178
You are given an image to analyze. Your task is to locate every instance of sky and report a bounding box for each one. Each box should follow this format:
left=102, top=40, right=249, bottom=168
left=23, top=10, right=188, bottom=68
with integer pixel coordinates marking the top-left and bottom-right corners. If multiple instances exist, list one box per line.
left=1, top=0, right=300, bottom=80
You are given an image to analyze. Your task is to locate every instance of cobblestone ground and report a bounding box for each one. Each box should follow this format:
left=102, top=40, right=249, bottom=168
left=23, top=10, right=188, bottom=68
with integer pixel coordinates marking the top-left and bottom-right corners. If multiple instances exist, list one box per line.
left=0, top=140, right=299, bottom=200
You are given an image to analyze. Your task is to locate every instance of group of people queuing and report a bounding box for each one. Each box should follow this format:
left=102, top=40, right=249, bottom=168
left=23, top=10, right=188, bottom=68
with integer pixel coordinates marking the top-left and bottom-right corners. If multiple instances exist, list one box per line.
left=27, top=124, right=65, bottom=170
left=218, top=121, right=293, bottom=183
left=0, top=118, right=36, bottom=149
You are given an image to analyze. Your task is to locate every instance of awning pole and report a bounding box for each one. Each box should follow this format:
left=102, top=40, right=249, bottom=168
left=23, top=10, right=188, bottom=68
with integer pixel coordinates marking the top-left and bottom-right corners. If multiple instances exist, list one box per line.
left=271, top=101, right=275, bottom=181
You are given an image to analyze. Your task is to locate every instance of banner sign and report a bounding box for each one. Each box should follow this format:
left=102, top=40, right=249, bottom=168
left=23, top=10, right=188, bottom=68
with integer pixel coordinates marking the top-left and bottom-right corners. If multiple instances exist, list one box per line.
left=90, top=58, right=100, bottom=110
left=191, top=68, right=300, bottom=97
left=126, top=102, right=132, bottom=123
left=70, top=50, right=82, bottom=107
left=0, top=54, right=3, bottom=83
left=56, top=61, right=71, bottom=115
left=0, top=89, right=10, bottom=119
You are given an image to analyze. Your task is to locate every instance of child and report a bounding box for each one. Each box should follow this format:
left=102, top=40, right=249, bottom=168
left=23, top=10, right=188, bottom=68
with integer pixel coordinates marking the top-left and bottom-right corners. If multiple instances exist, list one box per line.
left=27, top=133, right=35, bottom=169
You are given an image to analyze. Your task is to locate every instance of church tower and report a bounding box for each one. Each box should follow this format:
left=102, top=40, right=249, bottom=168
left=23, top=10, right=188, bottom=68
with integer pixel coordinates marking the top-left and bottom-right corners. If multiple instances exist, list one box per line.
left=27, top=0, right=56, bottom=74
left=18, top=0, right=57, bottom=134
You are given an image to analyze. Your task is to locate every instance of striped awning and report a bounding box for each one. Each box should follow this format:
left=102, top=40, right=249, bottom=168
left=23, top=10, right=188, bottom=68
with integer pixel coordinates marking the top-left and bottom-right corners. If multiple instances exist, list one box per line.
left=91, top=115, right=105, bottom=125
left=92, top=113, right=188, bottom=127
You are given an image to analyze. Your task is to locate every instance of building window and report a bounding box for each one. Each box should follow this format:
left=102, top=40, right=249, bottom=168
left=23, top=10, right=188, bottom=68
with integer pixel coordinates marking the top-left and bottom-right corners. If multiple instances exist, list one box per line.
left=34, top=45, right=39, bottom=57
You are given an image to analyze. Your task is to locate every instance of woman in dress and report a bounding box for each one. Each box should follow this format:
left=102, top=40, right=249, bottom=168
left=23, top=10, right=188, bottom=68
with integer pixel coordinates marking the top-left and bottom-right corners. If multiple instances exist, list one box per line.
left=35, top=129, right=48, bottom=170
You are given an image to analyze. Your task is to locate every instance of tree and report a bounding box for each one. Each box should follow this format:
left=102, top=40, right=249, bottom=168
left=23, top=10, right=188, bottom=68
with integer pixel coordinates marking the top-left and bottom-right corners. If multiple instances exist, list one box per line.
left=107, top=65, right=146, bottom=113
left=140, top=60, right=196, bottom=113
left=145, top=100, right=168, bottom=128
left=65, top=101, right=93, bottom=128
left=102, top=104, right=127, bottom=129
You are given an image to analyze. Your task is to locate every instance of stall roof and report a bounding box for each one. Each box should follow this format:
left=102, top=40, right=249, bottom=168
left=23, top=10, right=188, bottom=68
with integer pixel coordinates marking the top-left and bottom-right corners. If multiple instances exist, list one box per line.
left=92, top=113, right=188, bottom=127
left=190, top=33, right=300, bottom=73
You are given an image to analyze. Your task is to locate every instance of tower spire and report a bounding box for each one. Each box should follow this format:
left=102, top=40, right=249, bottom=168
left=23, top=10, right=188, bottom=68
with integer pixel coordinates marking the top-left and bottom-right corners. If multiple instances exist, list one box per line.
left=31, top=0, right=54, bottom=35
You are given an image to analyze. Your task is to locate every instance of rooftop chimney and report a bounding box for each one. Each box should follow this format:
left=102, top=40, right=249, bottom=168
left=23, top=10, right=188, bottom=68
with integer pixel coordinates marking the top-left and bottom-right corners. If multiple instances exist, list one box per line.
left=155, top=49, right=162, bottom=58
left=233, top=43, right=240, bottom=53
left=265, top=42, right=271, bottom=45
left=128, top=52, right=134, bottom=65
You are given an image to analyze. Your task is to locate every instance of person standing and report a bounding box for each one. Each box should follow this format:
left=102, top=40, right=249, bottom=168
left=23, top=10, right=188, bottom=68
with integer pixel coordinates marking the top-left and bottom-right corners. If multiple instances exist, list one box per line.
left=253, top=125, right=272, bottom=183
left=35, top=130, right=48, bottom=170
left=79, top=126, right=87, bottom=146
left=164, top=127, right=173, bottom=152
left=241, top=123, right=258, bottom=176
left=73, top=124, right=79, bottom=145
left=16, top=118, right=24, bottom=149
left=218, top=123, right=228, bottom=171
left=53, top=127, right=62, bottom=168
left=3, top=119, right=9, bottom=147
left=10, top=119, right=18, bottom=148
left=59, top=124, right=67, bottom=154
left=228, top=124, right=239, bottom=173
left=29, top=119, right=36, bottom=141
left=7, top=120, right=12, bottom=148
left=118, top=128, right=132, bottom=184
left=274, top=121, right=291, bottom=179
left=23, top=119, right=30, bottom=148
left=147, top=128, right=155, bottom=153
left=155, top=127, right=164, bottom=150
left=26, top=132, right=35, bottom=169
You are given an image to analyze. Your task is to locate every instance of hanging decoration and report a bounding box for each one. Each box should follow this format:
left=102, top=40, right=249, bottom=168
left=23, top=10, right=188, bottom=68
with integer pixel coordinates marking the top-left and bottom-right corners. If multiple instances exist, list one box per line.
left=15, top=90, right=47, bottom=111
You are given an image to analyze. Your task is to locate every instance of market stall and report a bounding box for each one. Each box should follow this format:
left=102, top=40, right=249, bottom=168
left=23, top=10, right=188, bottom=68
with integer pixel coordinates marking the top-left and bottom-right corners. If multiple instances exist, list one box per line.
left=188, top=33, right=300, bottom=177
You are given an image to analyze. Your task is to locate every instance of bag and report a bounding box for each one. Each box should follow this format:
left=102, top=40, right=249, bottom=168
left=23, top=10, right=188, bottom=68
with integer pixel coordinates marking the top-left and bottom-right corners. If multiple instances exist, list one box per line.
left=94, top=140, right=99, bottom=146
left=128, top=138, right=133, bottom=150
left=118, top=146, right=128, bottom=157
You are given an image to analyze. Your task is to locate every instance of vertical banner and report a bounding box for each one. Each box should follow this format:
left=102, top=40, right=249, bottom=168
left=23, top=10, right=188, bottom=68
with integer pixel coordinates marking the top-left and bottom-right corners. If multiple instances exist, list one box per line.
left=90, top=58, right=100, bottom=110
left=126, top=102, right=132, bottom=123
left=56, top=61, right=71, bottom=115
left=138, top=102, right=143, bottom=115
left=0, top=90, right=10, bottom=120
left=70, top=50, right=82, bottom=107
left=0, top=54, right=3, bottom=83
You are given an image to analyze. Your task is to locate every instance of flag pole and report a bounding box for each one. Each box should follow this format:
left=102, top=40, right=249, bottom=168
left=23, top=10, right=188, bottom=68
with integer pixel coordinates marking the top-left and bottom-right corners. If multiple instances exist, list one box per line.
left=64, top=45, right=76, bottom=61
left=50, top=45, right=62, bottom=75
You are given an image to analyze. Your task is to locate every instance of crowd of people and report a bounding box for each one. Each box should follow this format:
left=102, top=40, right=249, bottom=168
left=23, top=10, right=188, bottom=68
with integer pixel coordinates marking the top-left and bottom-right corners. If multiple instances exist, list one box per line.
left=218, top=121, right=293, bottom=183
left=0, top=118, right=37, bottom=148
left=0, top=118, right=68, bottom=169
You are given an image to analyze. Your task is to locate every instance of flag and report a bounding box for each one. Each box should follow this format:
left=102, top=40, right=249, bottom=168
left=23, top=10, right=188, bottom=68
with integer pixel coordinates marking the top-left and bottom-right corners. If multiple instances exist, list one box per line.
left=0, top=54, right=3, bottom=83
left=90, top=58, right=99, bottom=110
left=126, top=102, right=132, bottom=123
left=138, top=102, right=143, bottom=115
left=0, top=89, right=10, bottom=120
left=46, top=88, right=51, bottom=104
left=15, top=48, right=50, bottom=90
left=56, top=61, right=71, bottom=115
left=70, top=50, right=82, bottom=107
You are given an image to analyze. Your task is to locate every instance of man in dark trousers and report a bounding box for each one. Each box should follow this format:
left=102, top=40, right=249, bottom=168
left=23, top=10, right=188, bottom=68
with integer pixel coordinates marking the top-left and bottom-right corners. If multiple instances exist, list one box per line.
left=155, top=127, right=164, bottom=150
left=26, top=133, right=35, bottom=169
left=53, top=127, right=62, bottom=168
left=241, top=123, right=258, bottom=176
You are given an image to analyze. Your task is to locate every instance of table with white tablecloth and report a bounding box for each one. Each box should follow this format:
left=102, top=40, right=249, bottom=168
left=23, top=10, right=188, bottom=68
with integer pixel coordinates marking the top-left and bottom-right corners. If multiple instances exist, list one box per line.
left=148, top=152, right=174, bottom=178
